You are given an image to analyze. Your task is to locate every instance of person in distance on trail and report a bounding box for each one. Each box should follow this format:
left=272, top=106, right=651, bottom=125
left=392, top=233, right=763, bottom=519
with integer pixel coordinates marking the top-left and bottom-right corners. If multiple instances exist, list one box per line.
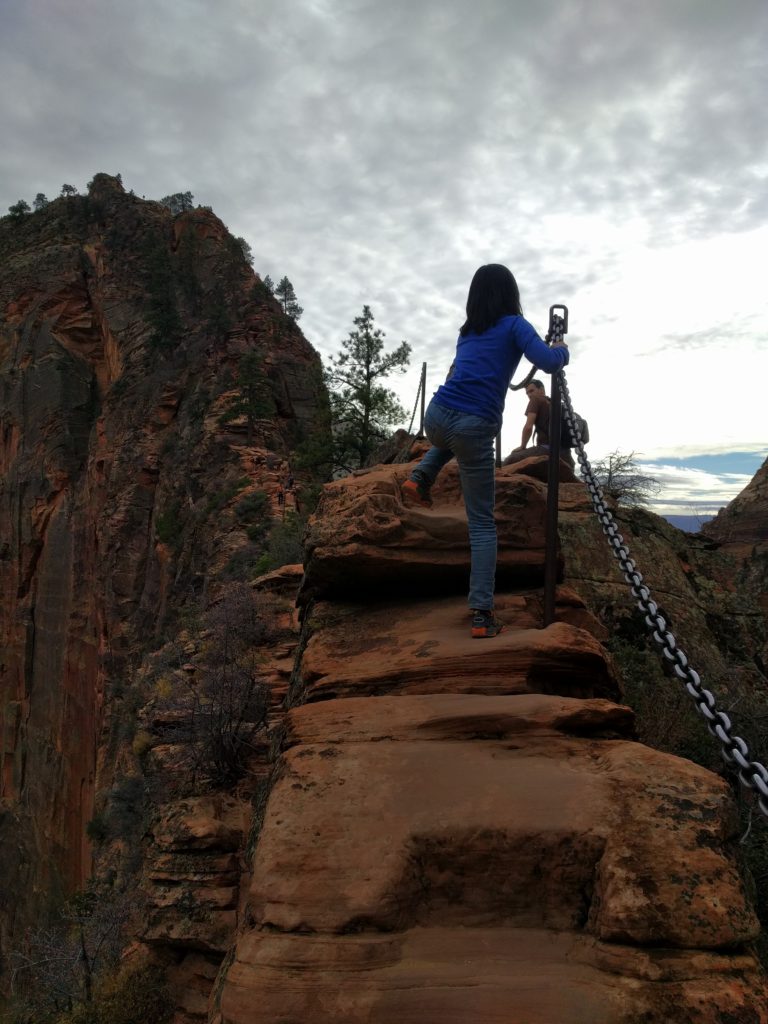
left=503, top=378, right=575, bottom=470
left=401, top=264, right=569, bottom=638
left=515, top=378, right=550, bottom=452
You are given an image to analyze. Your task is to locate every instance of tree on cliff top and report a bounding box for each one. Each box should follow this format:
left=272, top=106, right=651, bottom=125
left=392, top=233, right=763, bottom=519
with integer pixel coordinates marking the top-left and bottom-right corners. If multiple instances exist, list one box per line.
left=325, top=305, right=411, bottom=474
left=159, top=191, right=194, bottom=215
left=7, top=200, right=30, bottom=221
left=275, top=276, right=303, bottom=321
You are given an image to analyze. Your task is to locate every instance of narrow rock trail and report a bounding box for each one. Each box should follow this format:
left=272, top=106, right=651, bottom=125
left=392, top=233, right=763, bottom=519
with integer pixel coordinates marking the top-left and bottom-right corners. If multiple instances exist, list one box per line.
left=217, top=459, right=768, bottom=1023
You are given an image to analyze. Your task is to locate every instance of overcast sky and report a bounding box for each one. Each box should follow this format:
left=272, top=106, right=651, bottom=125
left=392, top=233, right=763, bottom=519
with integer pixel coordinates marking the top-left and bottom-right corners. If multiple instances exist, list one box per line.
left=2, top=0, right=766, bottom=515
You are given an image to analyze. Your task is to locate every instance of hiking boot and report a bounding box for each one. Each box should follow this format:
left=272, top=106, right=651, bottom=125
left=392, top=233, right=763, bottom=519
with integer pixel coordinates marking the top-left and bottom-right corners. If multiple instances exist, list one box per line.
left=471, top=609, right=506, bottom=638
left=401, top=478, right=433, bottom=509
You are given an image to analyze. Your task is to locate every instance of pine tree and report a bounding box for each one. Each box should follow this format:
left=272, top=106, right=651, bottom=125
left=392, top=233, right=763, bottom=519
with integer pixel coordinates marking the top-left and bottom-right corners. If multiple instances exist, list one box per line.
left=33, top=193, right=49, bottom=211
left=60, top=184, right=78, bottom=197
left=159, top=191, right=194, bottom=215
left=274, top=276, right=303, bottom=321
left=7, top=200, right=30, bottom=220
left=234, top=236, right=254, bottom=265
left=262, top=275, right=274, bottom=294
left=325, top=305, right=411, bottom=473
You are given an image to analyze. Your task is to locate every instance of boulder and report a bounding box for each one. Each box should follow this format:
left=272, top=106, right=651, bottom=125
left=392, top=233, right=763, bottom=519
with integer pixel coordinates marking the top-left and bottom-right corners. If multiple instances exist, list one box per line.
left=301, top=462, right=554, bottom=601
left=220, top=694, right=765, bottom=1023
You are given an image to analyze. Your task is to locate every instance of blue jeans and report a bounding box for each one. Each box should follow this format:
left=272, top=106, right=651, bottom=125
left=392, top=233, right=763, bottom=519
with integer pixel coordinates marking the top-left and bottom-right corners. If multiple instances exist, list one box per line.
left=410, top=400, right=501, bottom=611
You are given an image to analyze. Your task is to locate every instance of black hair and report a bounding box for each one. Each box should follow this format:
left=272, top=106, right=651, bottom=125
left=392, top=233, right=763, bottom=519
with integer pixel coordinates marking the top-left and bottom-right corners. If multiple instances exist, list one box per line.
left=459, top=263, right=523, bottom=336
left=528, top=379, right=545, bottom=390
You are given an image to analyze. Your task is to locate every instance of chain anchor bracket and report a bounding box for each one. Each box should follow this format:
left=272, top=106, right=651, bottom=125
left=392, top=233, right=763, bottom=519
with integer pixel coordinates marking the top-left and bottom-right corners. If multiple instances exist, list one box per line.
left=548, top=304, right=569, bottom=336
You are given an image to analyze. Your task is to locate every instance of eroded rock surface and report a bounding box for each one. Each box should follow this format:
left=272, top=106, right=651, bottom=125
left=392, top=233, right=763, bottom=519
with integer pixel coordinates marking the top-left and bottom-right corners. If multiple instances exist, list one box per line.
left=0, top=177, right=325, bottom=974
left=703, top=455, right=768, bottom=560
left=301, top=462, right=555, bottom=601
left=216, top=464, right=768, bottom=1023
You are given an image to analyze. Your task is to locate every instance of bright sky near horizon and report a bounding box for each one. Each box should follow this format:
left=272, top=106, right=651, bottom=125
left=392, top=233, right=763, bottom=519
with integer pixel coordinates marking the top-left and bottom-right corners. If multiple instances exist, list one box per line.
left=1, top=0, right=766, bottom=515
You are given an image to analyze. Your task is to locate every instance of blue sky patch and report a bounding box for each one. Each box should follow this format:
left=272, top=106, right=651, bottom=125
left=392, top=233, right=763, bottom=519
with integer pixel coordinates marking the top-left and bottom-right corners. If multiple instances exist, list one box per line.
left=644, top=451, right=766, bottom=476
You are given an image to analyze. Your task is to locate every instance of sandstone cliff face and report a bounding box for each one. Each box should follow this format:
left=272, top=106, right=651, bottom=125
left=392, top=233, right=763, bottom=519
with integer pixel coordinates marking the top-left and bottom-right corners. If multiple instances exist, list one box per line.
left=212, top=459, right=768, bottom=1023
left=0, top=176, right=326, bottom=961
left=703, top=456, right=768, bottom=558
left=702, top=455, right=768, bottom=673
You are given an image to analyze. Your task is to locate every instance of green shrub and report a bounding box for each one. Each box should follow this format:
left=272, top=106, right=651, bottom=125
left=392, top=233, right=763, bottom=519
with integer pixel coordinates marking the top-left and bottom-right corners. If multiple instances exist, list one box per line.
left=204, top=476, right=250, bottom=514
left=85, top=814, right=108, bottom=845
left=258, top=511, right=305, bottom=572
left=155, top=501, right=182, bottom=545
left=608, top=637, right=719, bottom=771
left=235, top=489, right=270, bottom=519
left=223, top=544, right=263, bottom=581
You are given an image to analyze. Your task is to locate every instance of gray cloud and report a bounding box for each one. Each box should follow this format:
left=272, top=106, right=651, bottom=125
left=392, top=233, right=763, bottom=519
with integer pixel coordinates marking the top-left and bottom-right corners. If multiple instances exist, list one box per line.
left=2, top=0, right=767, bottom=444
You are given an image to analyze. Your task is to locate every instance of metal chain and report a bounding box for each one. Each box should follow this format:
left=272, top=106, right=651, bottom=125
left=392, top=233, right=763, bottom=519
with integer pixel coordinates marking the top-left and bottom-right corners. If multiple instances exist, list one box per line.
left=510, top=321, right=564, bottom=391
left=556, top=364, right=768, bottom=818
left=509, top=364, right=537, bottom=392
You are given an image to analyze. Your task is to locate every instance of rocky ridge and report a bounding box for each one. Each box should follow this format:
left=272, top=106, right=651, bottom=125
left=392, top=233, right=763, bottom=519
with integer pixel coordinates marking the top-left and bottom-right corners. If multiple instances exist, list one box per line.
left=211, top=457, right=768, bottom=1023
left=703, top=455, right=768, bottom=672
left=3, top=177, right=768, bottom=1020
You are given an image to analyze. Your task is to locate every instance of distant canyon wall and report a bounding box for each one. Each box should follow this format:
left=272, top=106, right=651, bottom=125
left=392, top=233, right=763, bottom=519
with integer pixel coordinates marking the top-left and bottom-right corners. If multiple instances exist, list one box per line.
left=0, top=174, right=326, bottom=954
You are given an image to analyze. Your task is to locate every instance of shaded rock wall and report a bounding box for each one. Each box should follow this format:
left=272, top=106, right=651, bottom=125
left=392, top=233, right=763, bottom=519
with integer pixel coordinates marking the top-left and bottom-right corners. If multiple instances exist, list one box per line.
left=703, top=455, right=768, bottom=557
left=0, top=176, right=326, bottom=957
left=702, top=455, right=768, bottom=672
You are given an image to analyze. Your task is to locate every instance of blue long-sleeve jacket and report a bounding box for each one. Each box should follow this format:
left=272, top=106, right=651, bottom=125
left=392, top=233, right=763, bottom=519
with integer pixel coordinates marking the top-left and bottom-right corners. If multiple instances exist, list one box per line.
left=432, top=315, right=569, bottom=423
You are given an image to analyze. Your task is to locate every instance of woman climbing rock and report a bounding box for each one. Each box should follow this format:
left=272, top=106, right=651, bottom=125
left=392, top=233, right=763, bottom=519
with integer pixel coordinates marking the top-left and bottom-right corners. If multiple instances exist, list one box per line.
left=401, top=263, right=569, bottom=637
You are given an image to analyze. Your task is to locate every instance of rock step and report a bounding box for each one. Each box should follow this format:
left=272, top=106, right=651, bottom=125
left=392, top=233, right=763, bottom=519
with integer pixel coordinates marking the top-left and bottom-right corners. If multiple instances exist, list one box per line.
left=221, top=926, right=767, bottom=1024
left=248, top=695, right=755, bottom=945
left=299, top=593, right=619, bottom=703
left=284, top=693, right=634, bottom=745
left=300, top=463, right=554, bottom=601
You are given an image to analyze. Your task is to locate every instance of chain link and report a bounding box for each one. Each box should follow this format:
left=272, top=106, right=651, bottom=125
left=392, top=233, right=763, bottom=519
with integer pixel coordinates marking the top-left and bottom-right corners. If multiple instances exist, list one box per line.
left=556, top=361, right=768, bottom=819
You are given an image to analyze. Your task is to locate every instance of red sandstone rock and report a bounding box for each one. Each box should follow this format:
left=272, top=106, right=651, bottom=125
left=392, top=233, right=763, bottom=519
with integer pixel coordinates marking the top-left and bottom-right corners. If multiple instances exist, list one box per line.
left=298, top=595, right=620, bottom=702
left=222, top=927, right=766, bottom=1024
left=501, top=452, right=579, bottom=483
left=210, top=454, right=768, bottom=1022
left=219, top=694, right=764, bottom=1022
left=703, top=455, right=768, bottom=559
left=301, top=462, right=554, bottom=600
left=0, top=175, right=325, bottom=958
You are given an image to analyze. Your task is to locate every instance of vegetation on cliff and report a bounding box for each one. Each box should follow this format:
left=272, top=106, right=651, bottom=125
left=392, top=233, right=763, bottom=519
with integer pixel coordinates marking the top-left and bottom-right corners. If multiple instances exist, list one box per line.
left=0, top=171, right=330, bottom=1019
left=325, top=304, right=411, bottom=473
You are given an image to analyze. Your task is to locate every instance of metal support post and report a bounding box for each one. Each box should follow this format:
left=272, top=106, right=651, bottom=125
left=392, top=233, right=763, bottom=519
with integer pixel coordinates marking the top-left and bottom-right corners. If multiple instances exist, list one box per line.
left=543, top=305, right=568, bottom=626
left=418, top=362, right=426, bottom=436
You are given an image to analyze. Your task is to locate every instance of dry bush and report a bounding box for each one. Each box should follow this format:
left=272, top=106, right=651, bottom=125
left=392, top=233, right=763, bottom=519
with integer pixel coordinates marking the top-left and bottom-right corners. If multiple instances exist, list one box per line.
left=150, top=584, right=272, bottom=788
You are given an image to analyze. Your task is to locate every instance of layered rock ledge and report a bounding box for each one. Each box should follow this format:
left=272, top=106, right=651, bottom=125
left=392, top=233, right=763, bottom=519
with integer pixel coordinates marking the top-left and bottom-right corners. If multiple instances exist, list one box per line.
left=214, top=460, right=768, bottom=1023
